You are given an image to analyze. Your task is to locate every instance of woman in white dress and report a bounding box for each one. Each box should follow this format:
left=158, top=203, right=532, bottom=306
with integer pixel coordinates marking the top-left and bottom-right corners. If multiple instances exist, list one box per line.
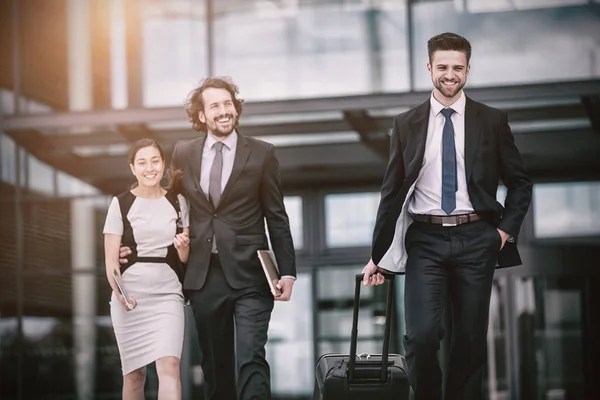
left=103, top=138, right=190, bottom=400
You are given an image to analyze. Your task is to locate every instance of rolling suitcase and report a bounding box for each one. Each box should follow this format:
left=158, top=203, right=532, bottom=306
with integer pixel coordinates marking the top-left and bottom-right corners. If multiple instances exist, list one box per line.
left=314, top=273, right=410, bottom=399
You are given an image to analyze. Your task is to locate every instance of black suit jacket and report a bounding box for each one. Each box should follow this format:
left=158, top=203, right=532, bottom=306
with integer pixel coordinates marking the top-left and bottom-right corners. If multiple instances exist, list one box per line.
left=172, top=132, right=296, bottom=290
left=372, top=97, right=533, bottom=271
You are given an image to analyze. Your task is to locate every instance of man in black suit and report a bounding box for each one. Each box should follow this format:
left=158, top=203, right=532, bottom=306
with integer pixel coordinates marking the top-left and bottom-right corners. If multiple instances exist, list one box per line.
left=126, top=77, right=296, bottom=400
left=362, top=33, right=532, bottom=400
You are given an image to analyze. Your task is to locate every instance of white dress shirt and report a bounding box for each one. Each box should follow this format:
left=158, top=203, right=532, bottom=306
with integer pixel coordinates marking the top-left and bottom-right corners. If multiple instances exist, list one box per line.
left=200, top=132, right=238, bottom=199
left=408, top=91, right=475, bottom=216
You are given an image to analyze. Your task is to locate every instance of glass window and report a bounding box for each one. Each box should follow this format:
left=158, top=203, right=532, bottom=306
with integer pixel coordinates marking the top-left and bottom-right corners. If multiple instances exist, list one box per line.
left=140, top=1, right=408, bottom=103
left=314, top=265, right=391, bottom=361
left=0, top=90, right=15, bottom=116
left=533, top=182, right=600, bottom=238
left=325, top=192, right=379, bottom=247
left=141, top=1, right=208, bottom=107
left=56, top=171, right=99, bottom=197
left=266, top=271, right=313, bottom=396
left=27, top=155, right=55, bottom=195
left=0, top=133, right=16, bottom=184
left=485, top=277, right=510, bottom=399
left=512, top=276, right=586, bottom=400
left=464, top=0, right=586, bottom=13
left=214, top=3, right=409, bottom=100
left=284, top=196, right=303, bottom=250
left=410, top=1, right=600, bottom=88
left=109, top=0, right=128, bottom=109
left=265, top=195, right=303, bottom=250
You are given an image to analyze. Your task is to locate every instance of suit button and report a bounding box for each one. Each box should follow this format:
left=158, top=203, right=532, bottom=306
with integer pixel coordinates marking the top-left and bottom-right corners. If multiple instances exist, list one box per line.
left=207, top=238, right=212, bottom=242
left=213, top=214, right=218, bottom=218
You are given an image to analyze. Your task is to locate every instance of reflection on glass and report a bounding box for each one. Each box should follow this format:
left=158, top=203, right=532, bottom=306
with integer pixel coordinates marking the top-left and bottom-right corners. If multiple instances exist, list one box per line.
left=0, top=317, right=75, bottom=398
left=533, top=182, right=600, bottom=238
left=314, top=265, right=391, bottom=375
left=317, top=266, right=373, bottom=301
left=0, top=133, right=16, bottom=184
left=284, top=196, right=303, bottom=249
left=266, top=272, right=313, bottom=396
left=141, top=2, right=408, bottom=103
left=411, top=1, right=600, bottom=88
left=325, top=192, right=380, bottom=247
left=28, top=155, right=54, bottom=195
left=465, top=0, right=586, bottom=13
left=214, top=3, right=409, bottom=100
left=486, top=278, right=509, bottom=400
left=141, top=1, right=208, bottom=107
left=513, top=276, right=585, bottom=400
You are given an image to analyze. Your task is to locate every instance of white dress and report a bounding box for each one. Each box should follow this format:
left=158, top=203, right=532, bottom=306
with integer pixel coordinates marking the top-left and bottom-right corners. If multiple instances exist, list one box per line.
left=103, top=193, right=189, bottom=375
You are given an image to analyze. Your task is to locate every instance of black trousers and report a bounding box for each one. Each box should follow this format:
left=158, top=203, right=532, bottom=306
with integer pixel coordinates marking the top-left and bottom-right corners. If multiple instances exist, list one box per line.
left=187, top=254, right=274, bottom=400
left=403, top=219, right=501, bottom=400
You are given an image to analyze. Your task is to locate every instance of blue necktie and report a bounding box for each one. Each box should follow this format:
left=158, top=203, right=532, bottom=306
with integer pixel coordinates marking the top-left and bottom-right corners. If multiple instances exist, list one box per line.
left=441, top=108, right=457, bottom=215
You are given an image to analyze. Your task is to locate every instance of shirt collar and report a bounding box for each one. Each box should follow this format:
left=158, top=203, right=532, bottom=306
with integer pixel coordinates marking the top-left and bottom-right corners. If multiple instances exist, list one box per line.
left=430, top=90, right=466, bottom=117
left=205, top=130, right=238, bottom=151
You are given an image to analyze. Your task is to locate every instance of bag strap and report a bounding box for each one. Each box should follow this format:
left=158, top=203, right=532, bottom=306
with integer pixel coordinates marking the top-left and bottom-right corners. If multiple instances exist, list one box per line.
left=165, top=191, right=183, bottom=234
left=115, top=191, right=136, bottom=274
left=348, top=272, right=395, bottom=383
left=116, top=191, right=136, bottom=242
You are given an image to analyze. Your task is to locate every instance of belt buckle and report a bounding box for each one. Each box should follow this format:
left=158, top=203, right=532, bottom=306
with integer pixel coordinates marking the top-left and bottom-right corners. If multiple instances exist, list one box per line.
left=442, top=216, right=458, bottom=227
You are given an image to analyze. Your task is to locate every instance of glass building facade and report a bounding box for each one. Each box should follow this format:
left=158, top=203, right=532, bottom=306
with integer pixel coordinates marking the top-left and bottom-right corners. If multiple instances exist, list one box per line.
left=1, top=0, right=600, bottom=399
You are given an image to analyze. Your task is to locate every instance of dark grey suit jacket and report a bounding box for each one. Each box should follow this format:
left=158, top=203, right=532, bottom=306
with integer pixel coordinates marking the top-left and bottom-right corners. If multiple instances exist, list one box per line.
left=372, top=97, right=533, bottom=270
left=172, top=132, right=296, bottom=291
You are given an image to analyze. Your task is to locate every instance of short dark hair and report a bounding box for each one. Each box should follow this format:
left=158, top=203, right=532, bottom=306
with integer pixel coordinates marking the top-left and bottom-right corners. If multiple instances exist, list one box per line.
left=427, top=32, right=472, bottom=64
left=184, top=76, right=244, bottom=133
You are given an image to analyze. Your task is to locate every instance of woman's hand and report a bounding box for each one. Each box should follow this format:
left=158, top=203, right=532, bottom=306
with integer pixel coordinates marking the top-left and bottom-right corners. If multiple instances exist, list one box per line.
left=173, top=233, right=190, bottom=250
left=174, top=230, right=190, bottom=263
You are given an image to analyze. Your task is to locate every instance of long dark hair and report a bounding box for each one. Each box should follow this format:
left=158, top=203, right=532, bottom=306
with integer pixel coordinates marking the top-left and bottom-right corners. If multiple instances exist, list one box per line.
left=184, top=76, right=244, bottom=132
left=128, top=138, right=183, bottom=194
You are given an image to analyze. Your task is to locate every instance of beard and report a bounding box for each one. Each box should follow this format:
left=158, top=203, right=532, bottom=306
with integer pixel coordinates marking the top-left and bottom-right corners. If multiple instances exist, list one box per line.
left=207, top=113, right=238, bottom=137
left=434, top=78, right=465, bottom=99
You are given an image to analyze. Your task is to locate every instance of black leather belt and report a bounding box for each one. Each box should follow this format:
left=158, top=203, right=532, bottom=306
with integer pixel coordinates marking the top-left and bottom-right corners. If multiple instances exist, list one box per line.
left=411, top=213, right=481, bottom=227
left=136, top=257, right=167, bottom=263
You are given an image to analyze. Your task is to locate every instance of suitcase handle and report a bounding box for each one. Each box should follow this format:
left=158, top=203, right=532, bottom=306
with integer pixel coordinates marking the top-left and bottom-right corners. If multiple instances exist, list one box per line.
left=348, top=272, right=395, bottom=383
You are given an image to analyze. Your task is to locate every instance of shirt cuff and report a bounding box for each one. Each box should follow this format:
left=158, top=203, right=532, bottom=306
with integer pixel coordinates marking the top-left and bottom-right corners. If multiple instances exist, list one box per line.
left=280, top=275, right=296, bottom=280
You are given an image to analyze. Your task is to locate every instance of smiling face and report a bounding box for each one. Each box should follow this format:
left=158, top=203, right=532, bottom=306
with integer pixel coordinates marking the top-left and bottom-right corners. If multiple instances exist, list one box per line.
left=199, top=87, right=239, bottom=138
left=427, top=50, right=470, bottom=105
left=129, top=145, right=164, bottom=188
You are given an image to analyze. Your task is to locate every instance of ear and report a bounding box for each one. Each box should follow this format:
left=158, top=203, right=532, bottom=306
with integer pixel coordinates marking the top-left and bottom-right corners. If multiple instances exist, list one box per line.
left=466, top=64, right=470, bottom=77
left=427, top=61, right=432, bottom=75
left=129, top=164, right=136, bottom=176
left=198, top=110, right=206, bottom=123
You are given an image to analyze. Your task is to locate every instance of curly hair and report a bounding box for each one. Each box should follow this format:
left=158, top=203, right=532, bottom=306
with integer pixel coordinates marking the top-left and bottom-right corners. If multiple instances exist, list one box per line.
left=184, top=76, right=244, bottom=133
left=427, top=32, right=472, bottom=64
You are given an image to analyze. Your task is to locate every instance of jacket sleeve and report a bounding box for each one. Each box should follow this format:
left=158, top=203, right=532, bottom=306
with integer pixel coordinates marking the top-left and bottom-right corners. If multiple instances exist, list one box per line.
left=372, top=116, right=406, bottom=249
left=496, top=111, right=533, bottom=239
left=260, top=144, right=296, bottom=278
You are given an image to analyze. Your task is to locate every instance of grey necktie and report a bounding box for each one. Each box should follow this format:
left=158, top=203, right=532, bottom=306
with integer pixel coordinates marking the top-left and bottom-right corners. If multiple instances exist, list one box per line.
left=209, top=141, right=225, bottom=208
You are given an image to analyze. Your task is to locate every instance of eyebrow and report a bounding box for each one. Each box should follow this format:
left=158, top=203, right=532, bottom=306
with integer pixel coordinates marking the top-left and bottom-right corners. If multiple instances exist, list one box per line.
left=435, top=65, right=465, bottom=70
left=136, top=156, right=161, bottom=162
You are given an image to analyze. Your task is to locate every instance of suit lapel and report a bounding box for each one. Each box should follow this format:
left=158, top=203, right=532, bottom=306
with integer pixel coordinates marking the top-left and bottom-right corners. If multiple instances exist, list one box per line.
left=407, top=100, right=430, bottom=175
left=464, top=97, right=482, bottom=183
left=218, top=132, right=251, bottom=208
